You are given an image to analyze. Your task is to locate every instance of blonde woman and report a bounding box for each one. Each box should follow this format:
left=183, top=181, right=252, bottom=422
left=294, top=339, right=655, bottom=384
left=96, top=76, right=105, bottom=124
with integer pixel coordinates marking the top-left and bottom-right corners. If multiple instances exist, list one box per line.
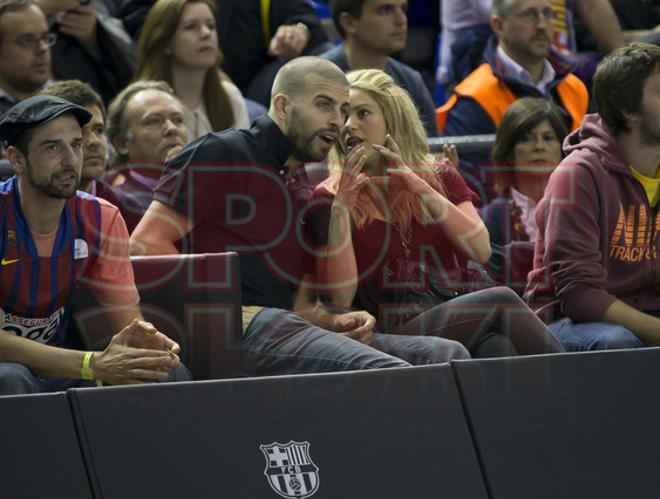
left=134, top=0, right=249, bottom=139
left=309, top=69, right=563, bottom=356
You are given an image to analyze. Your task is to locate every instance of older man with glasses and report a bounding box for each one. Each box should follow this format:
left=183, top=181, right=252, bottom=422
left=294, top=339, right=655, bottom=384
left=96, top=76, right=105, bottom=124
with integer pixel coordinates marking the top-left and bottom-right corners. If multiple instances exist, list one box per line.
left=436, top=0, right=590, bottom=203
left=0, top=0, right=54, bottom=117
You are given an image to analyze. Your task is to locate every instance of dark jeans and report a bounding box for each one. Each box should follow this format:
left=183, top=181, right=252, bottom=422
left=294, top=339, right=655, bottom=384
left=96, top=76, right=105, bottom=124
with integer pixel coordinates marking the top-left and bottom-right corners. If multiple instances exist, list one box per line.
left=243, top=308, right=469, bottom=376
left=390, top=287, right=565, bottom=356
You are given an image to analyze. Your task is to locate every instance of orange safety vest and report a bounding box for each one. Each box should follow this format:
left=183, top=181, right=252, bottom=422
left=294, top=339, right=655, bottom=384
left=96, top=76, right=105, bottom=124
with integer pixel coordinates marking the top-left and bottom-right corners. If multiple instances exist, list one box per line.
left=436, top=63, right=588, bottom=134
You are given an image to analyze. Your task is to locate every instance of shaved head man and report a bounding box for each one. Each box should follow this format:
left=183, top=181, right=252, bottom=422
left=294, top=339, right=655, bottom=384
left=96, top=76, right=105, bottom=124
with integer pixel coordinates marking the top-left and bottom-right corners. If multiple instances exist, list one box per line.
left=130, top=56, right=469, bottom=376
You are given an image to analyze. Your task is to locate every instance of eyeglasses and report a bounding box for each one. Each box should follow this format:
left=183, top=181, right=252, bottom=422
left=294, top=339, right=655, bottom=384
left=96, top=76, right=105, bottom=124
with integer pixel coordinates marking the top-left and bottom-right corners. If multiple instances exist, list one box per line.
left=510, top=7, right=557, bottom=23
left=2, top=32, right=57, bottom=50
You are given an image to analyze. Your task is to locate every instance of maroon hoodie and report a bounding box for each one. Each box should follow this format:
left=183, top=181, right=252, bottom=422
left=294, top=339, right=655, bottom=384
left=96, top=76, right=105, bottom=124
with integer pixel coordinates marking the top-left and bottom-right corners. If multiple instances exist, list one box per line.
left=525, top=114, right=660, bottom=323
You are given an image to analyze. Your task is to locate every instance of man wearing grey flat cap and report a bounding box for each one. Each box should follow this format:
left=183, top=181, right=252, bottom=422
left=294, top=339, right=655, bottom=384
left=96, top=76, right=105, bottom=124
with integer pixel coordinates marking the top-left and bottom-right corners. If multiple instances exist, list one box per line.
left=0, top=95, right=190, bottom=395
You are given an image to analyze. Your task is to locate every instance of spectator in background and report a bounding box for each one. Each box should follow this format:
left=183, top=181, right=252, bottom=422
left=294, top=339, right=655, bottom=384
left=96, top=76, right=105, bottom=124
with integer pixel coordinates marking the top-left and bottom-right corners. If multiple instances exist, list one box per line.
left=322, top=0, right=439, bottom=137
left=40, top=79, right=108, bottom=193
left=36, top=0, right=136, bottom=104
left=438, top=0, right=624, bottom=87
left=119, top=0, right=331, bottom=108
left=134, top=0, right=249, bottom=140
left=437, top=0, right=588, bottom=202
left=481, top=97, right=567, bottom=290
left=437, top=0, right=492, bottom=87
left=0, top=0, right=52, bottom=116
left=100, top=81, right=188, bottom=233
left=525, top=44, right=660, bottom=350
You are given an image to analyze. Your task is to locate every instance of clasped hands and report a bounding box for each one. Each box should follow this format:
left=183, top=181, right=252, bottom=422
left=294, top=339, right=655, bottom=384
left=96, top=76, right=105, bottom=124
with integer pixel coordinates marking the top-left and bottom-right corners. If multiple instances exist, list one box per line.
left=91, top=319, right=181, bottom=385
left=330, top=310, right=376, bottom=345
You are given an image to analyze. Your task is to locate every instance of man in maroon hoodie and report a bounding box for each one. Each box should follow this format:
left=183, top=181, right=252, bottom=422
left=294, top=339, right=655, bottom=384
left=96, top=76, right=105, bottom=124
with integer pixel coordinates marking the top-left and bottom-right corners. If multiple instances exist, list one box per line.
left=525, top=43, right=660, bottom=350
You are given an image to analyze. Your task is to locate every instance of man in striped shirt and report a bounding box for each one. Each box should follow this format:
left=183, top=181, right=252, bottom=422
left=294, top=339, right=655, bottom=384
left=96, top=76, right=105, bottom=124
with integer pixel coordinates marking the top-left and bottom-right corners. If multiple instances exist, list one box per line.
left=0, top=95, right=189, bottom=394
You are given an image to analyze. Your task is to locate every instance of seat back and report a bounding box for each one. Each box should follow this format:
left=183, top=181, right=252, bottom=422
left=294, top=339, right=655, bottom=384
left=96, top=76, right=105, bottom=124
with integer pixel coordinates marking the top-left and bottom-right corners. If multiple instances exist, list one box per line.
left=70, top=252, right=243, bottom=380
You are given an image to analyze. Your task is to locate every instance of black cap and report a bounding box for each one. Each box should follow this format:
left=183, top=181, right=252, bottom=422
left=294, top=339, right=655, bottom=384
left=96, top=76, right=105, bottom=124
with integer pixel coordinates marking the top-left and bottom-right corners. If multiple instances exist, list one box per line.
left=0, top=95, right=92, bottom=147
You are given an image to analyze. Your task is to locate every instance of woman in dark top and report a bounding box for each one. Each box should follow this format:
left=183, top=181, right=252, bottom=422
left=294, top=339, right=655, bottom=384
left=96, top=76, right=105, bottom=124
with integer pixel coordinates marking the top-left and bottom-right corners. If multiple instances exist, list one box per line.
left=309, top=70, right=563, bottom=356
left=482, top=98, right=568, bottom=290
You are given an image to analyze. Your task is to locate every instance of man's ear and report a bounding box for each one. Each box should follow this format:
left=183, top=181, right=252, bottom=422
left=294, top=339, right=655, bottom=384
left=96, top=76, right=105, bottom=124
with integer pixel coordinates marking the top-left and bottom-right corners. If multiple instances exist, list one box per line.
left=622, top=110, right=639, bottom=129
left=6, top=146, right=26, bottom=175
left=113, top=135, right=130, bottom=157
left=339, top=12, right=357, bottom=38
left=490, top=15, right=505, bottom=40
left=272, top=94, right=291, bottom=122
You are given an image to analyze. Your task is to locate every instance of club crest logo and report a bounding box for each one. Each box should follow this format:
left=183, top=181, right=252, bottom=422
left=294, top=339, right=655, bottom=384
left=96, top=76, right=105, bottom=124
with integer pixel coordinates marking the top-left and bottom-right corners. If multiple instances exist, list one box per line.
left=260, top=441, right=320, bottom=498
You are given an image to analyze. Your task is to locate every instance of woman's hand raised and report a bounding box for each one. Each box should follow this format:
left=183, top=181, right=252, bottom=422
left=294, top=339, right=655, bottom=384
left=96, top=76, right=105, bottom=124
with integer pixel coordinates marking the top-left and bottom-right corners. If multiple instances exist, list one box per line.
left=374, top=135, right=433, bottom=196
left=335, top=145, right=370, bottom=210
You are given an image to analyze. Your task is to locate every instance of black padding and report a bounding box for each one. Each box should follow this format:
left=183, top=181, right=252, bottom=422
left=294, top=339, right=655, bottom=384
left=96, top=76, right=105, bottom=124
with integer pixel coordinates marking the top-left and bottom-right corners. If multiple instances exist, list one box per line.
left=453, top=348, right=660, bottom=499
left=0, top=392, right=92, bottom=498
left=69, top=365, right=487, bottom=499
left=70, top=252, right=243, bottom=380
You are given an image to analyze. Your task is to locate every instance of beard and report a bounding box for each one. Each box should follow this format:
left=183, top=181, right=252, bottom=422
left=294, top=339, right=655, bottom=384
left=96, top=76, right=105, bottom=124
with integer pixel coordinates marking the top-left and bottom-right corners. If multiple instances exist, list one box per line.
left=26, top=161, right=80, bottom=199
left=286, top=108, right=332, bottom=163
left=638, top=108, right=660, bottom=146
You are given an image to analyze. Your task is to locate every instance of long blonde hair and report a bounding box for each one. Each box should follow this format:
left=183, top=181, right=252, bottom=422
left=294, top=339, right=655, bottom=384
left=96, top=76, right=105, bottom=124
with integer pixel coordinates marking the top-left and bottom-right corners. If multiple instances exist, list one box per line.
left=324, top=69, right=444, bottom=233
left=134, top=0, right=234, bottom=131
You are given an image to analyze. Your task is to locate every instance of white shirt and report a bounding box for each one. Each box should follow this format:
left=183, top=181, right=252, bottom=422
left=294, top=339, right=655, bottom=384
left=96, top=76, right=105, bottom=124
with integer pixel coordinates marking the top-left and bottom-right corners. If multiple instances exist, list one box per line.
left=496, top=45, right=556, bottom=95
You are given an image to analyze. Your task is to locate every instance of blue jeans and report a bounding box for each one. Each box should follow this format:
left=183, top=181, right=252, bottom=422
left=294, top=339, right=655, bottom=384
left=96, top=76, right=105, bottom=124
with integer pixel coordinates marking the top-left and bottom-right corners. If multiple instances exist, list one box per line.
left=0, top=362, right=192, bottom=396
left=243, top=308, right=469, bottom=375
left=549, top=318, right=646, bottom=351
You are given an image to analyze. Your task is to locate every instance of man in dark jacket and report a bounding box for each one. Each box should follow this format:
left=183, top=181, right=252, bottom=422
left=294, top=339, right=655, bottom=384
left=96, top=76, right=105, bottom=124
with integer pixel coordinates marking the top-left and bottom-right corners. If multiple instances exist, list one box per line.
left=525, top=44, right=660, bottom=350
left=38, top=0, right=135, bottom=104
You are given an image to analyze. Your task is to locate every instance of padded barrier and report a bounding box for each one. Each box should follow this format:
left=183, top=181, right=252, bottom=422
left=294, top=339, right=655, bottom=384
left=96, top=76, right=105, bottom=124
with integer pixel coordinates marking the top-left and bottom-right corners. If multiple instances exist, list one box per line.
left=70, top=252, right=243, bottom=380
left=0, top=392, right=92, bottom=498
left=452, top=348, right=660, bottom=499
left=69, top=364, right=487, bottom=499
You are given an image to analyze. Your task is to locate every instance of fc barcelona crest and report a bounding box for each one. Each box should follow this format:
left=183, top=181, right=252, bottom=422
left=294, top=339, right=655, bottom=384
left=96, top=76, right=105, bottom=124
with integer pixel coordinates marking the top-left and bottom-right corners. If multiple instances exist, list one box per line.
left=260, top=441, right=320, bottom=498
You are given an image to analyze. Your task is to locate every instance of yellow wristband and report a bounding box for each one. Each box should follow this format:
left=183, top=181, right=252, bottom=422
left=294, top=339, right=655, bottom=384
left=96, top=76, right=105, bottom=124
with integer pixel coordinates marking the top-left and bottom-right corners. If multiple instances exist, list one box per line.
left=81, top=352, right=94, bottom=380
